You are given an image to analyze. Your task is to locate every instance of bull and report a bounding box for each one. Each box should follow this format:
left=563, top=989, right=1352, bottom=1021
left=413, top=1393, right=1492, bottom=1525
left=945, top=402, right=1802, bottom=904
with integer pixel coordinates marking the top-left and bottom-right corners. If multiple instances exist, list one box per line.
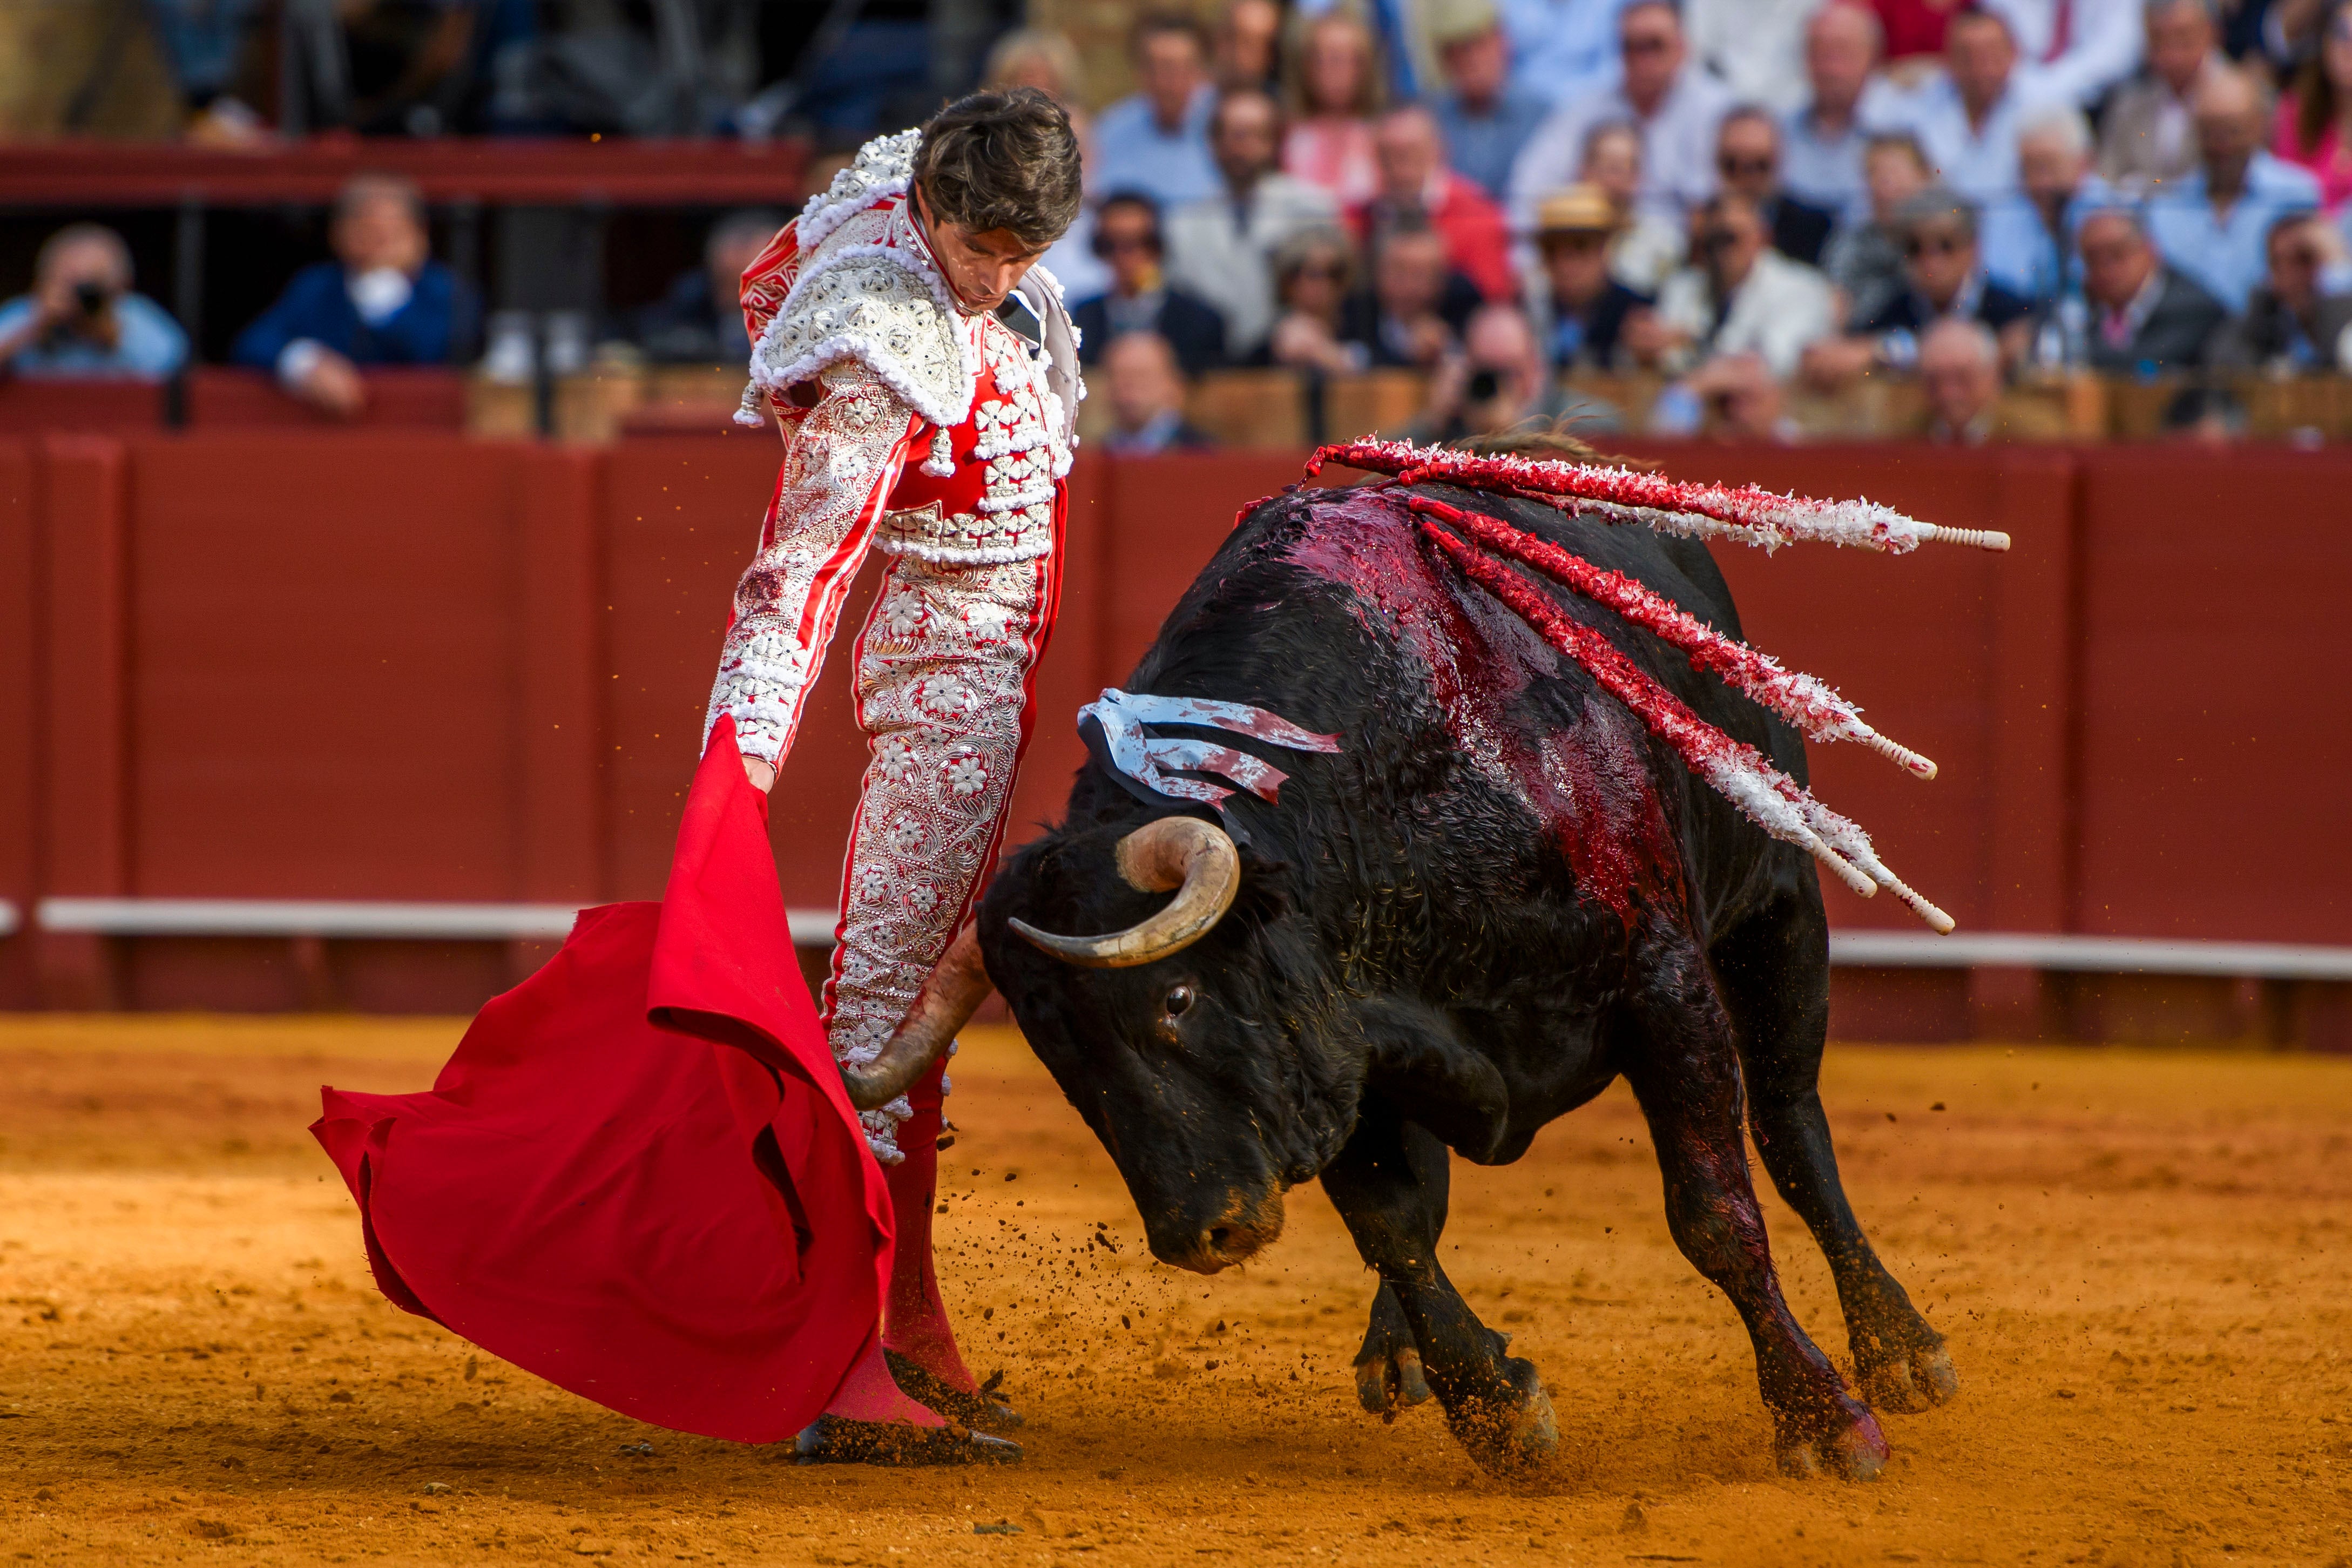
left=844, top=463, right=1959, bottom=1479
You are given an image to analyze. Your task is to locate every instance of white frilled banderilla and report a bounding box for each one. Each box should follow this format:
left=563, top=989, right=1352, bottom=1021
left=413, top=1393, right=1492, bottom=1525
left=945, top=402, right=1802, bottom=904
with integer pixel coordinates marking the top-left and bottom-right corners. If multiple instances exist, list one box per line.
left=1309, top=439, right=2016, bottom=935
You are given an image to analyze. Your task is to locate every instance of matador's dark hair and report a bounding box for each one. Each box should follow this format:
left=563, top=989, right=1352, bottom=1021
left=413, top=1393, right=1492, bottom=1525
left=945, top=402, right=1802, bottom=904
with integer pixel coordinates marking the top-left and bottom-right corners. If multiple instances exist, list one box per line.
left=913, top=87, right=1083, bottom=251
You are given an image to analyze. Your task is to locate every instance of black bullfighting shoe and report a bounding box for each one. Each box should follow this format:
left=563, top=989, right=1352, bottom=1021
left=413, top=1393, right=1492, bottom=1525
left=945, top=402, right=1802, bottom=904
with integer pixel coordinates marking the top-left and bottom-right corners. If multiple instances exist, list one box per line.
left=884, top=1350, right=1025, bottom=1430
left=791, top=1415, right=1023, bottom=1466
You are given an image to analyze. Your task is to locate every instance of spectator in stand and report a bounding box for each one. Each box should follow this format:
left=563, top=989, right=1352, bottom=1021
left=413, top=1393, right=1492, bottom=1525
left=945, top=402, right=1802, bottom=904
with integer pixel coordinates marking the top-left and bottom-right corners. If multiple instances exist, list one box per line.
left=1653, top=349, right=1802, bottom=438
left=1823, top=130, right=1938, bottom=327
left=1406, top=302, right=1614, bottom=441
left=2099, top=0, right=2225, bottom=196
left=1645, top=191, right=1839, bottom=376
left=1099, top=332, right=1217, bottom=455
left=1783, top=2, right=1908, bottom=224
left=1687, top=0, right=1817, bottom=113
left=1984, top=0, right=2145, bottom=107
left=1353, top=105, right=1517, bottom=299
left=1579, top=119, right=1692, bottom=292
left=0, top=223, right=187, bottom=380
left=1886, top=5, right=2059, bottom=205
left=1342, top=221, right=1483, bottom=368
left=1429, top=0, right=1552, bottom=199
left=1715, top=105, right=1841, bottom=265
left=1072, top=192, right=1229, bottom=375
left=1167, top=87, right=1344, bottom=357
left=1983, top=106, right=2114, bottom=301
left=1497, top=0, right=1641, bottom=110
left=1508, top=1, right=1739, bottom=230
left=1285, top=8, right=1386, bottom=207
left=2148, top=62, right=2325, bottom=309
left=2275, top=0, right=2352, bottom=209
left=631, top=209, right=781, bottom=365
left=1251, top=226, right=1369, bottom=373
left=1524, top=184, right=1655, bottom=369
left=2211, top=208, right=2352, bottom=368
left=2075, top=202, right=2229, bottom=369
left=1915, top=317, right=2006, bottom=443
left=232, top=175, right=470, bottom=419
left=1095, top=12, right=1221, bottom=212
left=983, top=28, right=1110, bottom=302
left=1215, top=0, right=1285, bottom=91
left=1803, top=187, right=2036, bottom=386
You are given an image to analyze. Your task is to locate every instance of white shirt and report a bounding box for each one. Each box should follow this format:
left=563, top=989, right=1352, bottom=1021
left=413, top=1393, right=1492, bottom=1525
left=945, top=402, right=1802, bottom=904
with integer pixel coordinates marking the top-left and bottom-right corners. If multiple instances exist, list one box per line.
left=1882, top=71, right=2063, bottom=206
left=1163, top=173, right=1342, bottom=355
left=1983, top=0, right=2144, bottom=109
left=1684, top=0, right=1815, bottom=114
left=1508, top=64, right=1739, bottom=231
left=1655, top=247, right=1838, bottom=378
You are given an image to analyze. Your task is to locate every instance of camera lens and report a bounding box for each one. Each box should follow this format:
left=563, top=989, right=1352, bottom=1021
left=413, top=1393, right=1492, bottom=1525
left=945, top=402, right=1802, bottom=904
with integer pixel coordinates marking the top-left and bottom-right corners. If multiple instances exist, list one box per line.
left=1466, top=369, right=1502, bottom=402
left=73, top=281, right=108, bottom=316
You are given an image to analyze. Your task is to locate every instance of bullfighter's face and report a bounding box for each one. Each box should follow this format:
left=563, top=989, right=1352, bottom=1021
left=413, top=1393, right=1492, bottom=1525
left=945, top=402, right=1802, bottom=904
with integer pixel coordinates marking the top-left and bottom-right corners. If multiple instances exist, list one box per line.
left=981, top=821, right=1354, bottom=1275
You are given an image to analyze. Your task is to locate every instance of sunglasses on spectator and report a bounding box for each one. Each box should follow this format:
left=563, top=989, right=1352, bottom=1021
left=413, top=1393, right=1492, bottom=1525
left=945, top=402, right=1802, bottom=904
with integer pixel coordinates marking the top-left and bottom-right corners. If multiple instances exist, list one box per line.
left=1542, top=232, right=1609, bottom=252
left=1292, top=261, right=1348, bottom=280
left=1718, top=154, right=1773, bottom=177
left=1622, top=32, right=1673, bottom=55
left=1100, top=233, right=1158, bottom=253
left=1903, top=233, right=1967, bottom=258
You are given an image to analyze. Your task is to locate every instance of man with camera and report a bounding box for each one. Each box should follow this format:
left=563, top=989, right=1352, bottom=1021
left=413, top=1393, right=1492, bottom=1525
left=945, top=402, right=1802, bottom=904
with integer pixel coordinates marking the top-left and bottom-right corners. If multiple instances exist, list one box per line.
left=0, top=225, right=188, bottom=380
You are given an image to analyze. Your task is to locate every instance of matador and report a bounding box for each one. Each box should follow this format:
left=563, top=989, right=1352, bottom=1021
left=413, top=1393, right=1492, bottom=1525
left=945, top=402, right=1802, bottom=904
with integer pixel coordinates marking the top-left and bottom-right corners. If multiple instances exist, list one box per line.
left=706, top=91, right=1085, bottom=1461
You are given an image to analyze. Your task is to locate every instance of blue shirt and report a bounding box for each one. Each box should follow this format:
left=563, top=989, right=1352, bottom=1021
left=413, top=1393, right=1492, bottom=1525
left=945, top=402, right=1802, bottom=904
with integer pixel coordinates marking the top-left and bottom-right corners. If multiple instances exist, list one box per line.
left=231, top=259, right=470, bottom=370
left=1979, top=176, right=2118, bottom=304
left=1883, top=73, right=2064, bottom=207
left=1779, top=78, right=1908, bottom=224
left=1091, top=87, right=1220, bottom=211
left=0, top=291, right=187, bottom=379
left=1496, top=0, right=1635, bottom=109
left=1433, top=84, right=1551, bottom=199
left=2144, top=153, right=2324, bottom=313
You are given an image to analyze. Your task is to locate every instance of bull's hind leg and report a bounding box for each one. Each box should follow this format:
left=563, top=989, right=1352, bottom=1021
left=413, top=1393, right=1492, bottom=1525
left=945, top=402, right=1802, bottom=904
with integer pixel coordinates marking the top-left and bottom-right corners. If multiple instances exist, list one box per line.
left=1710, top=895, right=1957, bottom=1415
left=1619, top=944, right=1888, bottom=1481
left=1322, top=1109, right=1557, bottom=1474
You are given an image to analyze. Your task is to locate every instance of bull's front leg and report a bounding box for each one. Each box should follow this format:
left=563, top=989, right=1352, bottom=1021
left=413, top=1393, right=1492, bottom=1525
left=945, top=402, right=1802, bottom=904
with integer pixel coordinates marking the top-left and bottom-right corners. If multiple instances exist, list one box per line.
left=1321, top=1108, right=1558, bottom=1474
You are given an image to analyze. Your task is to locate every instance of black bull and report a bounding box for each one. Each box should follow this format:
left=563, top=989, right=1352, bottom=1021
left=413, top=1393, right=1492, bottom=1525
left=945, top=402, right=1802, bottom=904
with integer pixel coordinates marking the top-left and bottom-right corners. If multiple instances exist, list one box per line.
left=975, top=479, right=1958, bottom=1479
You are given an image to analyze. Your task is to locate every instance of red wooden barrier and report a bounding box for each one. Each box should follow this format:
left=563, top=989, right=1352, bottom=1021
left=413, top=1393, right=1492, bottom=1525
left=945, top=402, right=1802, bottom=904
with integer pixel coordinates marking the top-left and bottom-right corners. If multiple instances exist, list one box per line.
left=0, top=432, right=2346, bottom=1042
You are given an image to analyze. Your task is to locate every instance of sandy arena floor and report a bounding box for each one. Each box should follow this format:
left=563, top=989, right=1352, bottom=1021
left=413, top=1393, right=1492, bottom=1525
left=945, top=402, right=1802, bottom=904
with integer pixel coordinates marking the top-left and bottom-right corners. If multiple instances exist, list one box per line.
left=1, top=1016, right=2347, bottom=1566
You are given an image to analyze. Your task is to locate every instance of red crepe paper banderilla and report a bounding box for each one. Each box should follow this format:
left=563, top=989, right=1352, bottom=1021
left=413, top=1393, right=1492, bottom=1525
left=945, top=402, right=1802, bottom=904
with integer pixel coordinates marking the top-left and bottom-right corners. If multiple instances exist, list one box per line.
left=1307, top=440, right=2015, bottom=934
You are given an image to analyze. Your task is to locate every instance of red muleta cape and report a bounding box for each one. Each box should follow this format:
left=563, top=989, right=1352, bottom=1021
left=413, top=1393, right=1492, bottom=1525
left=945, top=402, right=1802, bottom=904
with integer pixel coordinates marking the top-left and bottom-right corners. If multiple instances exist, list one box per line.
left=311, top=718, right=892, bottom=1443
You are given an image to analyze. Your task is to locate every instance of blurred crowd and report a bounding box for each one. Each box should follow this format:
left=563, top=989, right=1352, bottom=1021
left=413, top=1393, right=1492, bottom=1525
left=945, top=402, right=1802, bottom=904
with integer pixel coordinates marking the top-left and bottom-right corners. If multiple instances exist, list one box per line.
left=8, top=0, right=2352, bottom=444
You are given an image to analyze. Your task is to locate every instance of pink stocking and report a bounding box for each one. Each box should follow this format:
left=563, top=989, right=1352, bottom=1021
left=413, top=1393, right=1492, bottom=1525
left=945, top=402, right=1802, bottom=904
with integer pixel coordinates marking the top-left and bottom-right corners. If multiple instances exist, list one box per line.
left=877, top=1057, right=978, bottom=1394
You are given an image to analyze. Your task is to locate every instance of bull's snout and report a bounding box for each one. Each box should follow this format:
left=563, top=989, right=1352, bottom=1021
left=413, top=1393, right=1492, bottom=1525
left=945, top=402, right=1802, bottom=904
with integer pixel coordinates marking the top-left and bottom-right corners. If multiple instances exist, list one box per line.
left=1150, top=1190, right=1287, bottom=1275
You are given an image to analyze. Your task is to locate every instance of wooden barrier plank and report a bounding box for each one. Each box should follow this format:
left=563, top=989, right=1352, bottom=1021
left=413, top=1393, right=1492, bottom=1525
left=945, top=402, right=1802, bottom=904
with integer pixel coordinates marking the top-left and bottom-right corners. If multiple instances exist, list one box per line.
left=120, top=434, right=525, bottom=903
left=517, top=446, right=607, bottom=907
left=36, top=436, right=131, bottom=1005
left=2073, top=447, right=2352, bottom=948
left=0, top=442, right=36, bottom=1006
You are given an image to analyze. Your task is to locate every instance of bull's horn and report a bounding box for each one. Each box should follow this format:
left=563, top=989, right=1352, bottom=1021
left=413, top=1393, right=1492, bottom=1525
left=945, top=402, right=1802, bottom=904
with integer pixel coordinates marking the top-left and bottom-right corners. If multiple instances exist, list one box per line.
left=1010, top=816, right=1241, bottom=969
left=839, top=922, right=992, bottom=1111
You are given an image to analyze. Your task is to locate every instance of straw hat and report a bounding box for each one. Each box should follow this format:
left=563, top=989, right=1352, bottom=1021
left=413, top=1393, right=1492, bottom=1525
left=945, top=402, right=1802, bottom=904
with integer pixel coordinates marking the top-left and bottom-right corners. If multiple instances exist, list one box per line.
left=1533, top=184, right=1623, bottom=236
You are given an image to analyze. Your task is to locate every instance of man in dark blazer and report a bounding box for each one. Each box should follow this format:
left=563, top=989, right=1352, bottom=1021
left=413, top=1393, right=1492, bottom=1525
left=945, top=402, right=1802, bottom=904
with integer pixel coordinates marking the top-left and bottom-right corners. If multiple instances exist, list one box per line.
left=232, top=174, right=472, bottom=418
left=1715, top=104, right=1838, bottom=268
left=2076, top=205, right=2229, bottom=374
left=1070, top=190, right=1228, bottom=375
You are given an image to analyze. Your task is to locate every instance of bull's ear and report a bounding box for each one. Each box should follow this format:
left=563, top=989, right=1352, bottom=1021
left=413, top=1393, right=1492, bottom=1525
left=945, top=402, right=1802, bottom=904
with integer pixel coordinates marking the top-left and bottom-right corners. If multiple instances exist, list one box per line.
left=1355, top=996, right=1509, bottom=1165
left=1232, top=842, right=1293, bottom=922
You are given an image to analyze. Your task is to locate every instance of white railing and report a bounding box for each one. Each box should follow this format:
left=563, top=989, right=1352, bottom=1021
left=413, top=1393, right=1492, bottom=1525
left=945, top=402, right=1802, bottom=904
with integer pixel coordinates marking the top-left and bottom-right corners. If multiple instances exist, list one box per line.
left=32, top=897, right=838, bottom=949
left=9, top=901, right=2351, bottom=982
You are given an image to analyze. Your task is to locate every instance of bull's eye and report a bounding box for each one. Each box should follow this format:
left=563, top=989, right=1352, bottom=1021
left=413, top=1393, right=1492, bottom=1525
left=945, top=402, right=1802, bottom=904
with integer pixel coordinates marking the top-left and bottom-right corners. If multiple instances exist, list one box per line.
left=1163, top=984, right=1197, bottom=1020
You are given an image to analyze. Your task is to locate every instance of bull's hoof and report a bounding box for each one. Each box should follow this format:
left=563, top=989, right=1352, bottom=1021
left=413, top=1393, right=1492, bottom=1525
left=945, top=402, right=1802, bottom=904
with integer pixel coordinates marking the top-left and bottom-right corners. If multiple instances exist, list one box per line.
left=1354, top=1344, right=1434, bottom=1421
left=1857, top=1346, right=1958, bottom=1415
left=884, top=1349, right=1025, bottom=1430
left=792, top=1415, right=1023, bottom=1466
left=1774, top=1408, right=1888, bottom=1483
left=1447, top=1358, right=1560, bottom=1477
